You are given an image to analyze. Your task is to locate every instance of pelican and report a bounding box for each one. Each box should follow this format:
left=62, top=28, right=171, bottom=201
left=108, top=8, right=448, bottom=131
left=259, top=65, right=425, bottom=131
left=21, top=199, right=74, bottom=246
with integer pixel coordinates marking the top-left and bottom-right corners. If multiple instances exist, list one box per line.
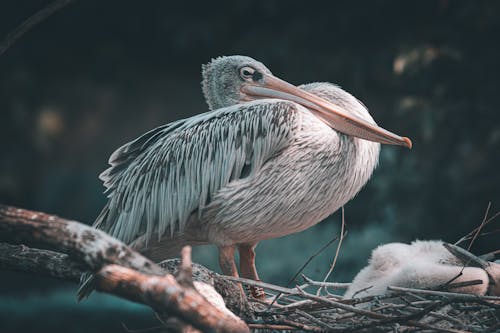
left=84, top=55, right=411, bottom=299
left=344, top=240, right=500, bottom=299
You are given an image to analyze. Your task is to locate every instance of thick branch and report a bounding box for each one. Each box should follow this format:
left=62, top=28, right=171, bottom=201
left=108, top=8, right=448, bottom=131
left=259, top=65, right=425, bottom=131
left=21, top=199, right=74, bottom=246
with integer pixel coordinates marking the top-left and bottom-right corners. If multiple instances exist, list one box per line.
left=0, top=205, right=250, bottom=332
left=0, top=205, right=164, bottom=276
left=160, top=259, right=248, bottom=317
left=1, top=204, right=498, bottom=332
left=0, top=242, right=85, bottom=282
left=0, top=240, right=248, bottom=317
left=95, top=264, right=248, bottom=333
left=0, top=0, right=76, bottom=57
left=0, top=243, right=249, bottom=333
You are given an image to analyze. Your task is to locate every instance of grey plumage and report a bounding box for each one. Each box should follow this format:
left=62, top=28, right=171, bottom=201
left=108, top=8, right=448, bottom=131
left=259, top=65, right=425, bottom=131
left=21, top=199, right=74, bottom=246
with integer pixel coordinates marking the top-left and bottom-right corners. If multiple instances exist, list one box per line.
left=95, top=86, right=379, bottom=257
left=201, top=55, right=271, bottom=111
left=96, top=99, right=298, bottom=247
left=80, top=55, right=410, bottom=299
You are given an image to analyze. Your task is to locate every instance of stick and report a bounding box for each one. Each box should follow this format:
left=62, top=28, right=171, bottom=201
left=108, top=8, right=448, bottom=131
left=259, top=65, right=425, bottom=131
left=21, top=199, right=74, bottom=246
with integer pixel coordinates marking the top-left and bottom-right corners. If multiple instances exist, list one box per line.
left=0, top=0, right=77, bottom=57
left=319, top=206, right=347, bottom=294
left=468, top=202, right=491, bottom=251
left=301, top=274, right=351, bottom=289
left=266, top=234, right=341, bottom=309
left=455, top=204, right=500, bottom=246
left=388, top=286, right=500, bottom=304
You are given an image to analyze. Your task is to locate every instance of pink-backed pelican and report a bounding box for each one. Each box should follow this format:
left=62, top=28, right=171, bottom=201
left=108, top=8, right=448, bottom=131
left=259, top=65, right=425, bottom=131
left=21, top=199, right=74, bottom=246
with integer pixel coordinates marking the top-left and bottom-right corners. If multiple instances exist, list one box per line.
left=87, top=55, right=411, bottom=298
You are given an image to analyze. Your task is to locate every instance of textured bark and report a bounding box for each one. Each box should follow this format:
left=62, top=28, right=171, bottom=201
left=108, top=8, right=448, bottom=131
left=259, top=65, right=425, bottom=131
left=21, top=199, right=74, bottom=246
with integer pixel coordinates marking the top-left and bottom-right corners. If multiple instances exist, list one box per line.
left=0, top=241, right=249, bottom=317
left=0, top=204, right=250, bottom=333
left=0, top=205, right=164, bottom=275
left=0, top=242, right=85, bottom=282
left=159, top=259, right=248, bottom=317
left=95, top=264, right=249, bottom=333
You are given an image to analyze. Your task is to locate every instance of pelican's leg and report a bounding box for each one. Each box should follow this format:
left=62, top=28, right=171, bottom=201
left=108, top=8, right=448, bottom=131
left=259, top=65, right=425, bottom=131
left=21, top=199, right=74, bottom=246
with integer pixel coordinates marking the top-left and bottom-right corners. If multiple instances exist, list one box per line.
left=238, top=243, right=265, bottom=299
left=218, top=245, right=246, bottom=297
left=218, top=245, right=238, bottom=276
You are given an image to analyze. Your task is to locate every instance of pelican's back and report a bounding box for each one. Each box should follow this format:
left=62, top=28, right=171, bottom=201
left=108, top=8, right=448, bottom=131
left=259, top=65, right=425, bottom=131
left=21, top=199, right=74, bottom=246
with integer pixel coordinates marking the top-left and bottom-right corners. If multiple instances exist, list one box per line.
left=94, top=100, right=300, bottom=253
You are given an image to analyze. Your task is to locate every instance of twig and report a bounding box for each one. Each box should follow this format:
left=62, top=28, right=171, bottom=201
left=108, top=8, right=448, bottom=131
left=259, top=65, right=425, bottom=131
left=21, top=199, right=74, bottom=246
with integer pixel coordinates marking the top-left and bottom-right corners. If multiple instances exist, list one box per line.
left=480, top=248, right=500, bottom=261
left=319, top=206, right=347, bottom=294
left=247, top=323, right=301, bottom=330
left=283, top=290, right=387, bottom=320
left=225, top=275, right=405, bottom=320
left=458, top=228, right=500, bottom=247
left=426, top=311, right=466, bottom=328
left=266, top=234, right=341, bottom=309
left=444, top=279, right=485, bottom=291
left=351, top=285, right=374, bottom=299
left=468, top=202, right=492, bottom=251
left=287, top=235, right=340, bottom=287
left=279, top=299, right=316, bottom=310
left=176, top=246, right=194, bottom=289
left=455, top=204, right=500, bottom=246
left=0, top=0, right=77, bottom=57
left=342, top=300, right=450, bottom=332
left=280, top=318, right=326, bottom=332
left=296, top=309, right=336, bottom=330
left=388, top=286, right=500, bottom=304
left=223, top=275, right=305, bottom=295
left=301, top=274, right=351, bottom=289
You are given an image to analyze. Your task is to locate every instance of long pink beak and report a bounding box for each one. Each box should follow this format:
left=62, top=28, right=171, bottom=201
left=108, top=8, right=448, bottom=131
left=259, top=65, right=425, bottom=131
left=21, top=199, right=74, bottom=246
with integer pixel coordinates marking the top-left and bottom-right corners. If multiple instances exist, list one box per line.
left=242, top=74, right=412, bottom=149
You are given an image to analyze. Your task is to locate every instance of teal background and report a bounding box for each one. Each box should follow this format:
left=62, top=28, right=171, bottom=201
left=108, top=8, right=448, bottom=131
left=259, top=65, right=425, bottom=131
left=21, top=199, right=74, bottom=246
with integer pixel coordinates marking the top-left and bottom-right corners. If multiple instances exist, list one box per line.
left=1, top=1, right=499, bottom=332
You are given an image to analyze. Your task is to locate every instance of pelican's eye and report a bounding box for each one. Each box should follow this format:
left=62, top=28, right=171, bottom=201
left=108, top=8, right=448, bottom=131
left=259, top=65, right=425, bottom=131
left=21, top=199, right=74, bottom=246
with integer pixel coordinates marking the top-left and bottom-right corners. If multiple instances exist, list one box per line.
left=239, top=66, right=255, bottom=81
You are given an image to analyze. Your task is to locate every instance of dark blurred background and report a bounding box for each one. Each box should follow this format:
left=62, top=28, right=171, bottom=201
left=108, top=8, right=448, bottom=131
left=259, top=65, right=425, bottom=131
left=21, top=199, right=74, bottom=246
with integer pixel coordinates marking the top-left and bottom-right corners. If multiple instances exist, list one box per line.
left=1, top=0, right=499, bottom=332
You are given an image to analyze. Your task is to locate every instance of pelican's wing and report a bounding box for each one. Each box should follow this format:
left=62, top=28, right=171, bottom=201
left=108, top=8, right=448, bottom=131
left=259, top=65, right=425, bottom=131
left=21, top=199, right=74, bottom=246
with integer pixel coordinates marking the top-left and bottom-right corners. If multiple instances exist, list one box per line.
left=95, top=100, right=300, bottom=245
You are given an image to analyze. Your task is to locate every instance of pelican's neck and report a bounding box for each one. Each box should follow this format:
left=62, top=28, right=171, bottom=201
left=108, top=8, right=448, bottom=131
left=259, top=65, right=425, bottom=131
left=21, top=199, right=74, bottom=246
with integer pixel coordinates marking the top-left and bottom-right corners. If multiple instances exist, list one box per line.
left=353, top=136, right=380, bottom=185
left=298, top=81, right=381, bottom=198
left=295, top=110, right=380, bottom=220
left=323, top=117, right=380, bottom=198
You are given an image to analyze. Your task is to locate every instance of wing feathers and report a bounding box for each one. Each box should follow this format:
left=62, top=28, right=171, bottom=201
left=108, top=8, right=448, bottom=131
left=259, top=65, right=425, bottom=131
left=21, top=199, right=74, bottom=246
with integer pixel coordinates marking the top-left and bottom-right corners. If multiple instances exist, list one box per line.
left=96, top=100, right=300, bottom=245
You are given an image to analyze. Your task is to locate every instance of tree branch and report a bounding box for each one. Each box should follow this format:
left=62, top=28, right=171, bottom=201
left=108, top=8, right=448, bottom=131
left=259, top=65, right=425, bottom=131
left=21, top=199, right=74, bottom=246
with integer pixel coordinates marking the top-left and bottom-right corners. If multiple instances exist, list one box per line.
left=0, top=204, right=164, bottom=275
left=0, top=0, right=77, bottom=57
left=0, top=240, right=248, bottom=318
left=1, top=205, right=498, bottom=332
left=94, top=264, right=248, bottom=333
left=0, top=204, right=250, bottom=333
left=0, top=242, right=84, bottom=282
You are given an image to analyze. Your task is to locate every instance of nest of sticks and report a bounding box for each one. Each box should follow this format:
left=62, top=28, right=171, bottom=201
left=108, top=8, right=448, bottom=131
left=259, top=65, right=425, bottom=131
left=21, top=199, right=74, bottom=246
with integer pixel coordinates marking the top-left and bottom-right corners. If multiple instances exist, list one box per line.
left=0, top=203, right=498, bottom=332
left=234, top=275, right=500, bottom=332
left=235, top=205, right=500, bottom=333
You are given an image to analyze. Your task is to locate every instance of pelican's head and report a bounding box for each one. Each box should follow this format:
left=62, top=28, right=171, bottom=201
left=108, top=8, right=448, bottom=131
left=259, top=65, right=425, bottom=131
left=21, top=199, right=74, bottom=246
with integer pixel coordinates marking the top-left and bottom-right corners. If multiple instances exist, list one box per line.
left=202, top=55, right=411, bottom=148
left=202, top=55, right=272, bottom=110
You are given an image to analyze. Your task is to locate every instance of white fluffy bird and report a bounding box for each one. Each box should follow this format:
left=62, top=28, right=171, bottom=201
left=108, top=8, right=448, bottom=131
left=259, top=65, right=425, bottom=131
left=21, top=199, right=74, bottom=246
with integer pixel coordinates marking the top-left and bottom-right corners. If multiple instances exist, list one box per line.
left=344, top=240, right=500, bottom=299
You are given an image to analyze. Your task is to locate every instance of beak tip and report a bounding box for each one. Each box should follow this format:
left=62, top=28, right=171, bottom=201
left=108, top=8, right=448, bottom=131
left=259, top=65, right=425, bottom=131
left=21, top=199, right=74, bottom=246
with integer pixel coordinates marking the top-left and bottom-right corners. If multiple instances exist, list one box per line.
left=403, top=137, right=413, bottom=149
